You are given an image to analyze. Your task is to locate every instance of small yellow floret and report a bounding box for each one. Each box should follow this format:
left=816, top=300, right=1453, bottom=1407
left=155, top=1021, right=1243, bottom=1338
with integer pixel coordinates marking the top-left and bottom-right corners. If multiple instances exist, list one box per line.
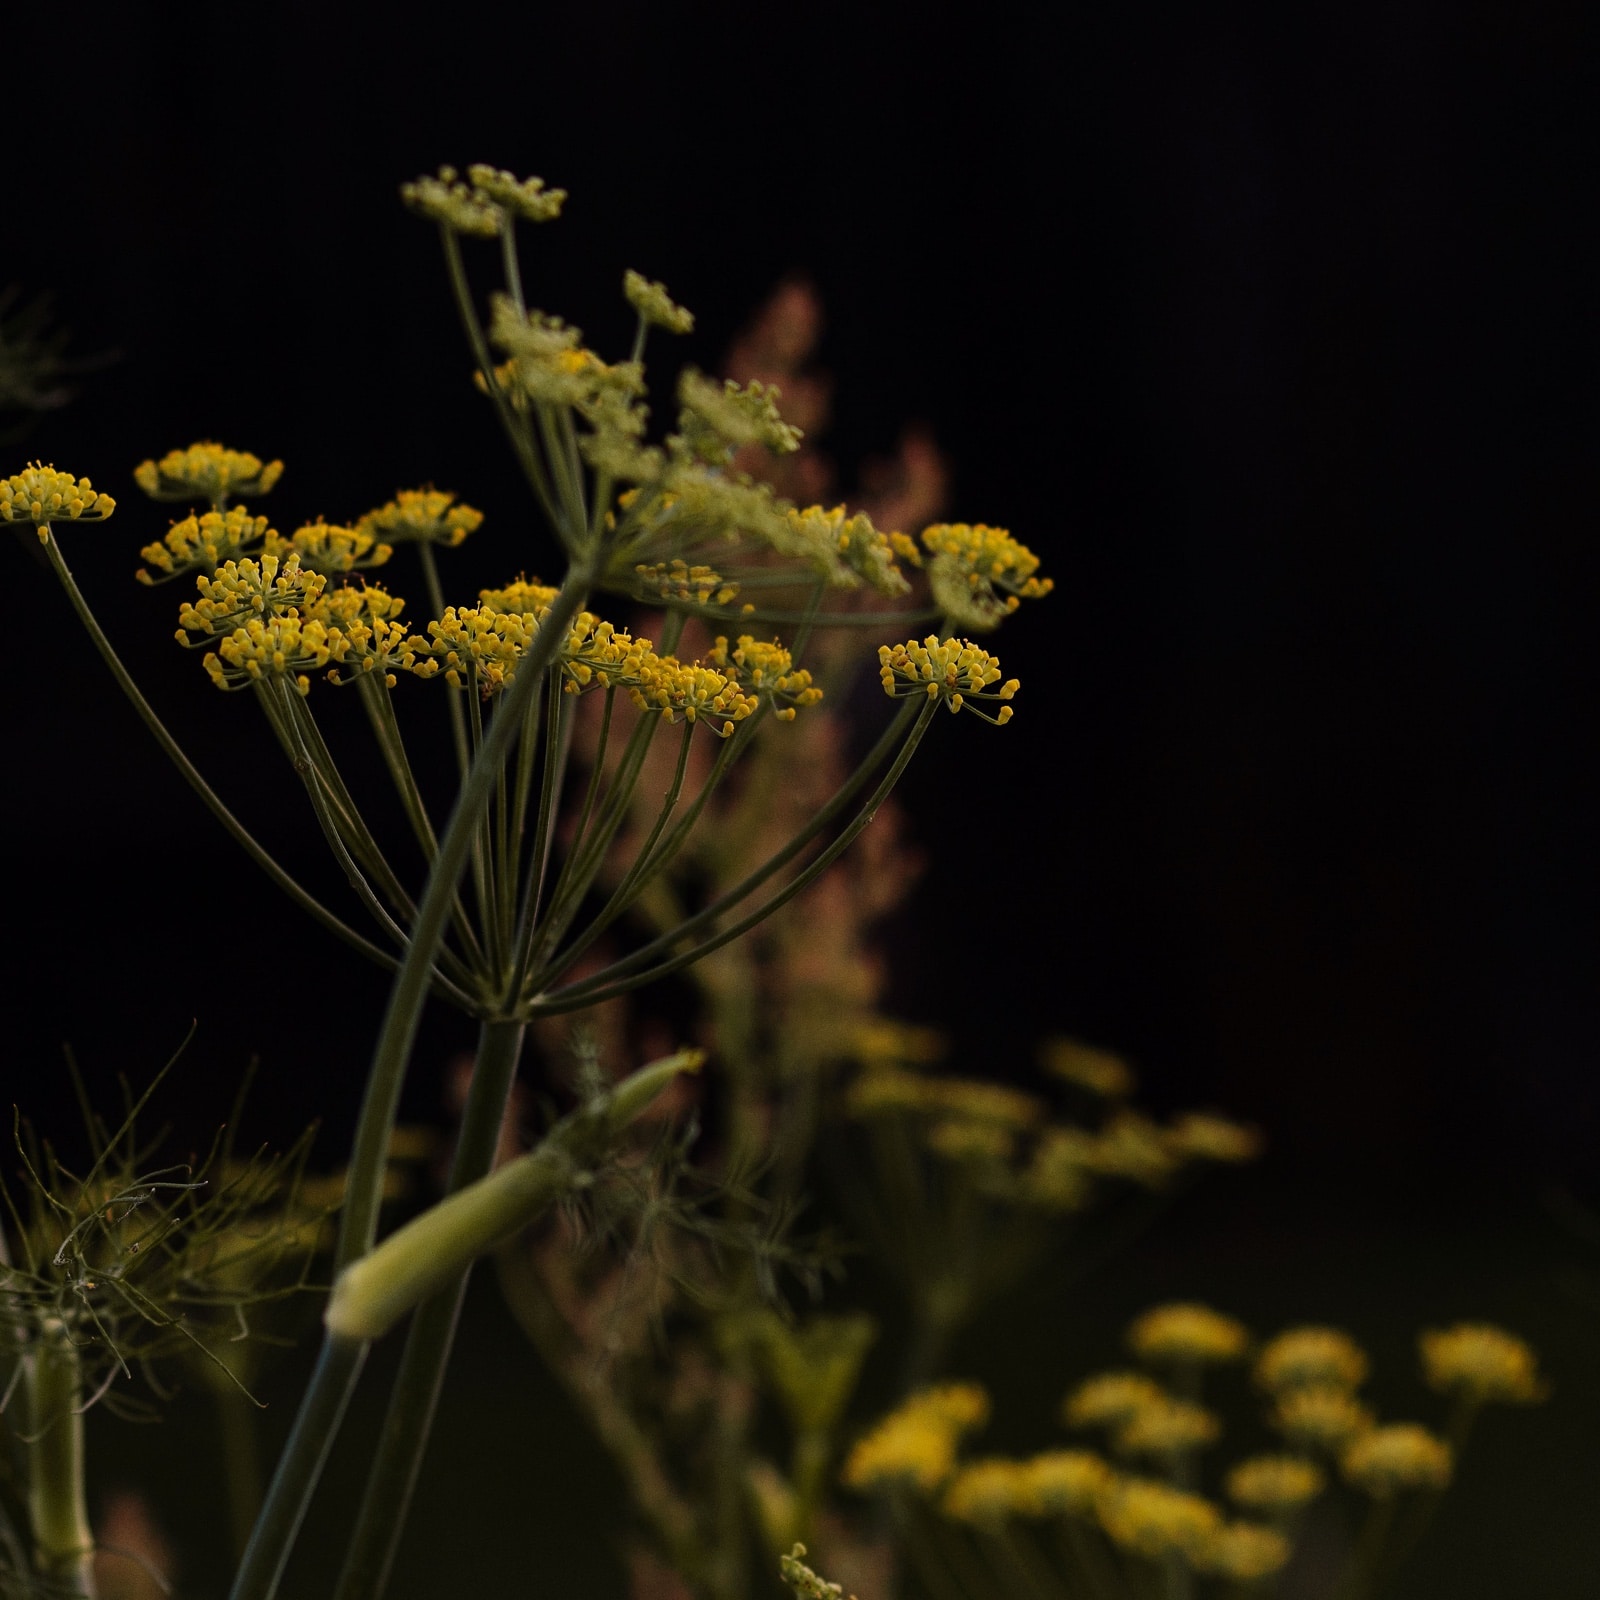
left=1129, top=1304, right=1250, bottom=1365
left=1341, top=1424, right=1452, bottom=1496
left=1256, top=1327, right=1369, bottom=1393
left=133, top=442, right=282, bottom=505
left=1, top=464, right=116, bottom=539
left=1225, top=1454, right=1325, bottom=1515
left=1419, top=1324, right=1545, bottom=1405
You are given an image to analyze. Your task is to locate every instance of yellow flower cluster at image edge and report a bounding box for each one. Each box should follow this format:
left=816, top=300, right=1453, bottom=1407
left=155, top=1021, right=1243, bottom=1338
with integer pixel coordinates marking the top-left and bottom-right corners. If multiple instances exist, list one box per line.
left=0, top=464, right=116, bottom=539
left=843, top=1308, right=1544, bottom=1584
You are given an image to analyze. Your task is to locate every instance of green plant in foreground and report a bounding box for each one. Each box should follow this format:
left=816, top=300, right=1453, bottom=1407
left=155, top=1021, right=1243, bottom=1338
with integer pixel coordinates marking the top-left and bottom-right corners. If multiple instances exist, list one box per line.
left=1, top=162, right=1047, bottom=1600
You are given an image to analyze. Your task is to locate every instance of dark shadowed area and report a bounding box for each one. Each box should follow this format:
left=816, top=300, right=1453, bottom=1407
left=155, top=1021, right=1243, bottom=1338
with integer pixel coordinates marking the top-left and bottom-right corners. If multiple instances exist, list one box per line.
left=4, top=3, right=1596, bottom=1596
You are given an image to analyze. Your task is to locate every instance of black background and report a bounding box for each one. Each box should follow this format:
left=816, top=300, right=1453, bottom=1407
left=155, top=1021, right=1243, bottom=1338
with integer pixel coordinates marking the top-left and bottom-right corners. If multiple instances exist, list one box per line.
left=4, top=3, right=1598, bottom=1596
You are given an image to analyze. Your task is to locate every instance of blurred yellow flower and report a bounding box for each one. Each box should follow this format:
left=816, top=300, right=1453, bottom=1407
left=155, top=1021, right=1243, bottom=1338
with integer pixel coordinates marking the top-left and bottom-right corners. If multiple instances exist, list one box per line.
left=1128, top=1303, right=1249, bottom=1365
left=1341, top=1424, right=1452, bottom=1496
left=1420, top=1324, right=1545, bottom=1405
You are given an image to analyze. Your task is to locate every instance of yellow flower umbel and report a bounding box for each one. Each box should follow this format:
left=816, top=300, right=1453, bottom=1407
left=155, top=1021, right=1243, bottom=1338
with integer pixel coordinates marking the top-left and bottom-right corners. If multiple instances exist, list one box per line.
left=921, top=521, right=1052, bottom=630
left=176, top=553, right=326, bottom=641
left=1, top=464, right=115, bottom=541
left=266, top=519, right=394, bottom=574
left=624, top=270, right=695, bottom=336
left=1224, top=1454, right=1325, bottom=1517
left=1128, top=1303, right=1250, bottom=1366
left=1269, top=1387, right=1374, bottom=1454
left=878, top=636, right=1019, bottom=724
left=705, top=635, right=823, bottom=721
left=1096, top=1477, right=1222, bottom=1566
left=1255, top=1326, right=1369, bottom=1393
left=1040, top=1038, right=1135, bottom=1098
left=941, top=1459, right=1034, bottom=1527
left=137, top=508, right=270, bottom=583
left=1419, top=1323, right=1545, bottom=1405
left=1064, top=1371, right=1166, bottom=1430
left=133, top=441, right=283, bottom=507
left=841, top=1383, right=989, bottom=1496
left=205, top=614, right=339, bottom=696
left=634, top=560, right=737, bottom=607
left=1021, top=1451, right=1114, bottom=1518
left=1164, top=1112, right=1262, bottom=1164
left=1201, top=1522, right=1293, bottom=1582
left=1115, top=1396, right=1222, bottom=1459
left=355, top=488, right=484, bottom=549
left=1341, top=1424, right=1453, bottom=1496
left=401, top=166, right=565, bottom=234
left=630, top=656, right=760, bottom=737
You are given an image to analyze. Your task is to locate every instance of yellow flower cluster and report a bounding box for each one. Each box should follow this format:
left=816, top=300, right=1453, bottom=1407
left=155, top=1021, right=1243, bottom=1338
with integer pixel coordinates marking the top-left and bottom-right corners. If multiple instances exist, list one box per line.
left=316, top=585, right=414, bottom=686
left=630, top=657, right=759, bottom=736
left=841, top=1384, right=990, bottom=1495
left=786, top=504, right=912, bottom=596
left=133, top=441, right=283, bottom=505
left=1, top=465, right=115, bottom=539
left=411, top=605, right=543, bottom=695
left=1040, top=1038, right=1136, bottom=1097
left=266, top=519, right=393, bottom=574
left=1164, top=1112, right=1262, bottom=1163
left=705, top=635, right=823, bottom=720
left=1419, top=1323, right=1544, bottom=1405
left=624, top=270, right=694, bottom=335
left=203, top=613, right=339, bottom=696
left=402, top=166, right=565, bottom=235
left=633, top=559, right=738, bottom=607
left=1202, top=1522, right=1294, bottom=1581
left=177, top=554, right=327, bottom=641
left=878, top=636, right=1019, bottom=723
left=925, top=1120, right=1015, bottom=1166
left=478, top=576, right=559, bottom=614
left=1096, top=1477, right=1220, bottom=1563
left=560, top=613, right=659, bottom=694
left=940, top=1452, right=1120, bottom=1526
left=355, top=488, right=484, bottom=549
left=1270, top=1387, right=1374, bottom=1452
left=137, top=508, right=270, bottom=583
left=845, top=1070, right=1044, bottom=1129
left=1063, top=1371, right=1165, bottom=1429
left=1256, top=1327, right=1369, bottom=1394
left=921, top=522, right=1052, bottom=631
left=1128, top=1303, right=1250, bottom=1365
left=1115, top=1396, right=1221, bottom=1458
left=1341, top=1424, right=1453, bottom=1496
left=1225, top=1454, right=1325, bottom=1515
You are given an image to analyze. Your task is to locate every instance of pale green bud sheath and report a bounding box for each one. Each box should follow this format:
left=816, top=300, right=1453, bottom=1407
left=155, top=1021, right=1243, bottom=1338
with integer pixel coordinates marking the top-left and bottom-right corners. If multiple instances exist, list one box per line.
left=325, top=1049, right=701, bottom=1341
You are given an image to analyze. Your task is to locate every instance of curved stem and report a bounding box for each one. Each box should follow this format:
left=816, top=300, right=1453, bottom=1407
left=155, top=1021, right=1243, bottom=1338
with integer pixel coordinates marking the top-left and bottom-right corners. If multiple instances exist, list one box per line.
left=532, top=700, right=935, bottom=1013
left=331, top=1018, right=526, bottom=1600
left=40, top=528, right=395, bottom=971
left=229, top=567, right=593, bottom=1600
left=416, top=542, right=470, bottom=785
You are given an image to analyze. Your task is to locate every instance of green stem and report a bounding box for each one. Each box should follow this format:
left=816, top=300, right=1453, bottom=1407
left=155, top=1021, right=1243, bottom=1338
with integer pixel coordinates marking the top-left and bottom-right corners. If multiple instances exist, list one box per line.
left=532, top=700, right=936, bottom=1012
left=331, top=1018, right=526, bottom=1600
left=227, top=567, right=592, bottom=1600
left=40, top=527, right=394, bottom=971
left=228, top=1336, right=368, bottom=1600
left=25, top=1320, right=94, bottom=1599
left=416, top=542, right=470, bottom=785
left=214, top=1379, right=266, bottom=1562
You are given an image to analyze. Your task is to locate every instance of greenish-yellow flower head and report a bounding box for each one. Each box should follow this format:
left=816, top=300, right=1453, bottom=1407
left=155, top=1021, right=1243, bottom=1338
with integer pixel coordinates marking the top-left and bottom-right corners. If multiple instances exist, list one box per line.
left=922, top=521, right=1052, bottom=631
left=1021, top=1451, right=1114, bottom=1518
left=1200, top=1522, right=1293, bottom=1581
left=266, top=519, right=393, bottom=575
left=624, top=270, right=694, bottom=335
left=1419, top=1323, right=1545, bottom=1405
left=841, top=1383, right=990, bottom=1496
left=1165, top=1112, right=1262, bottom=1163
left=1341, top=1424, right=1452, bottom=1497
left=1115, top=1395, right=1222, bottom=1458
left=1255, top=1326, right=1369, bottom=1393
left=1, top=464, right=115, bottom=540
left=1097, top=1477, right=1222, bottom=1565
left=1064, top=1371, right=1166, bottom=1430
left=1269, top=1386, right=1374, bottom=1453
left=356, top=488, right=484, bottom=549
left=403, top=166, right=565, bottom=235
left=1224, top=1454, right=1325, bottom=1515
left=1129, top=1303, right=1250, bottom=1365
left=942, top=1459, right=1033, bottom=1526
left=1041, top=1037, right=1136, bottom=1097
left=133, top=442, right=283, bottom=506
left=706, top=635, right=823, bottom=720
